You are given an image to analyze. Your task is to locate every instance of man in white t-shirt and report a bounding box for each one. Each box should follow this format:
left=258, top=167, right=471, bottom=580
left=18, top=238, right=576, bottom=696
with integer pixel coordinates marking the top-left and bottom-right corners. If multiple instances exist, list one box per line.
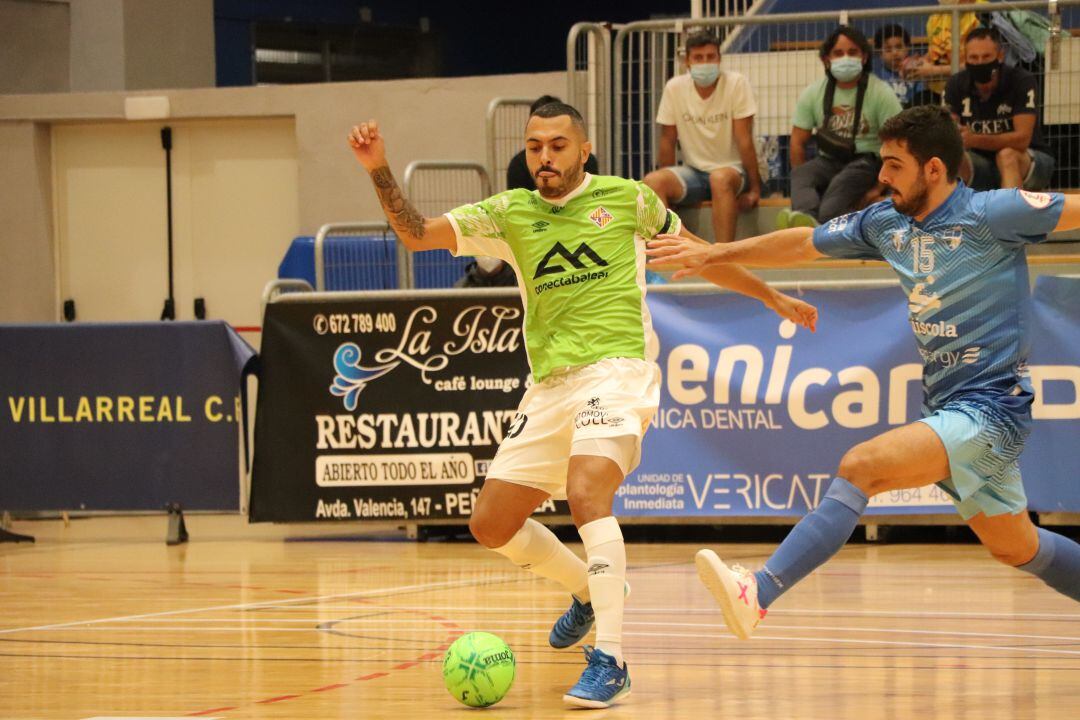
left=643, top=31, right=762, bottom=244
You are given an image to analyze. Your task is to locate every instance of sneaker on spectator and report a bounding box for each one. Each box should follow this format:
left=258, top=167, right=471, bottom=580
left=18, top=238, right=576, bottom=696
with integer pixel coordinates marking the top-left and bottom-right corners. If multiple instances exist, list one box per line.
left=775, top=208, right=792, bottom=230
left=786, top=210, right=819, bottom=228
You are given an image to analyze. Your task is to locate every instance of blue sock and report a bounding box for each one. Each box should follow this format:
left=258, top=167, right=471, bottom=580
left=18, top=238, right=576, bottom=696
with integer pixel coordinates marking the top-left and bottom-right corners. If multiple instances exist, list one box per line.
left=1017, top=527, right=1080, bottom=601
left=754, top=477, right=868, bottom=608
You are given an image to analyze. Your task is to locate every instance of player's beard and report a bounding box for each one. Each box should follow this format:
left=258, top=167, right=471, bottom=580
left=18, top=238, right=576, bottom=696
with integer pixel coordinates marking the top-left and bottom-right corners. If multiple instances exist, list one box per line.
left=536, top=162, right=584, bottom=199
left=891, top=170, right=930, bottom=217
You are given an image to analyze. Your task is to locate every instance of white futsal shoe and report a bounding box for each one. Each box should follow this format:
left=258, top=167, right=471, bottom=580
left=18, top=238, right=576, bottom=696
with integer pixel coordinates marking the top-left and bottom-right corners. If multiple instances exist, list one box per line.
left=695, top=549, right=767, bottom=640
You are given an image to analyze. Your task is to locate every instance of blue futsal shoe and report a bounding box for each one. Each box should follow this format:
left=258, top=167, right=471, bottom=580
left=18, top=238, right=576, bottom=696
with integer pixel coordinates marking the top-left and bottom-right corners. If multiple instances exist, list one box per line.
left=563, top=645, right=631, bottom=708
left=549, top=595, right=595, bottom=649
left=549, top=583, right=631, bottom=649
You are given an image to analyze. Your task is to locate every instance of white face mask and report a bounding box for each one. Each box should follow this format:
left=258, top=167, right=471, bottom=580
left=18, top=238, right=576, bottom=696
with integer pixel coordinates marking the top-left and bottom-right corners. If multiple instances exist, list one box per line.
left=689, top=62, right=720, bottom=87
left=475, top=256, right=504, bottom=273
left=829, top=56, right=864, bottom=82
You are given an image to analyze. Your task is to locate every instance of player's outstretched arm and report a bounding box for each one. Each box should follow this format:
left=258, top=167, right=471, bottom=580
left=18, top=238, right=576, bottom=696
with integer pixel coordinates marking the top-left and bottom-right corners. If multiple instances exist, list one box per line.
left=702, top=263, right=818, bottom=332
left=646, top=226, right=823, bottom=279
left=348, top=120, right=456, bottom=253
left=649, top=226, right=817, bottom=332
left=1055, top=194, right=1080, bottom=234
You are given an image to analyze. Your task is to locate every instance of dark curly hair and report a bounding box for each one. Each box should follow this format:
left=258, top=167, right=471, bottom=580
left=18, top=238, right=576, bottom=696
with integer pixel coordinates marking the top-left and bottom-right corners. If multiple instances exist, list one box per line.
left=879, top=105, right=963, bottom=181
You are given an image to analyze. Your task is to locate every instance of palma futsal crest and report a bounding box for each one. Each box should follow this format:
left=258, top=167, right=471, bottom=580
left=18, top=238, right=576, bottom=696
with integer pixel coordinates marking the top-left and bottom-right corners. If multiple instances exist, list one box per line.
left=589, top=206, right=614, bottom=228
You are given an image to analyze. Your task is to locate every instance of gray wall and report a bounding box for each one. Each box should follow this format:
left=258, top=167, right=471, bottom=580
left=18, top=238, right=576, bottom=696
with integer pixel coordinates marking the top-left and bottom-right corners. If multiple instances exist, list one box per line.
left=70, top=0, right=125, bottom=91
left=122, top=0, right=215, bottom=90
left=1, top=0, right=215, bottom=95
left=0, top=70, right=566, bottom=321
left=0, top=122, right=55, bottom=321
left=0, top=0, right=71, bottom=94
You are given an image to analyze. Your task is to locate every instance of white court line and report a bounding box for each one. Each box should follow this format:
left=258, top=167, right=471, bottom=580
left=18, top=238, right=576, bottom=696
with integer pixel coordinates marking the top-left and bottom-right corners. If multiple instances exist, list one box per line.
left=251, top=603, right=1080, bottom=621
left=0, top=575, right=509, bottom=636
left=629, top=629, right=1080, bottom=658
left=99, top=617, right=1080, bottom=644
left=21, top=627, right=349, bottom=633
left=320, top=617, right=1080, bottom=644
left=252, top=604, right=574, bottom=613
left=643, top=620, right=1080, bottom=644
left=30, top=621, right=1080, bottom=647
left=770, top=608, right=1080, bottom=620
left=73, top=621, right=373, bottom=626
left=30, top=626, right=1080, bottom=657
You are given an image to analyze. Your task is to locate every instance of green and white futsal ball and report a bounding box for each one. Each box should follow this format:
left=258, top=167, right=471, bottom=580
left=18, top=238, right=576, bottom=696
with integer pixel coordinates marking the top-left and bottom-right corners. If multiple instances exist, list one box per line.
left=442, top=631, right=516, bottom=707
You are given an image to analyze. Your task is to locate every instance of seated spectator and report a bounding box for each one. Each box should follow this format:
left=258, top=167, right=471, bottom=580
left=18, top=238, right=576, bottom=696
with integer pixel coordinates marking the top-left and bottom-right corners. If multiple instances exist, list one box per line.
left=873, top=24, right=937, bottom=108
left=784, top=25, right=902, bottom=227
left=946, top=27, right=1054, bottom=191
left=642, top=31, right=761, bottom=244
left=505, top=95, right=599, bottom=190
left=907, top=0, right=986, bottom=95
left=455, top=256, right=518, bottom=288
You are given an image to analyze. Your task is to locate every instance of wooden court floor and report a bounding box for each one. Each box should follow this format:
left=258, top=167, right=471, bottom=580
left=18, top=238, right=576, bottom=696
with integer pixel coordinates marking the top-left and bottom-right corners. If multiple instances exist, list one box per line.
left=2, top=516, right=1078, bottom=720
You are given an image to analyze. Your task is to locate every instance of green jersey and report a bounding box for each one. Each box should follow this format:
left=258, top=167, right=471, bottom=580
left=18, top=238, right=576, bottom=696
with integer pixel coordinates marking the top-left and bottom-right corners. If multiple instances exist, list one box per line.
left=445, top=173, right=681, bottom=381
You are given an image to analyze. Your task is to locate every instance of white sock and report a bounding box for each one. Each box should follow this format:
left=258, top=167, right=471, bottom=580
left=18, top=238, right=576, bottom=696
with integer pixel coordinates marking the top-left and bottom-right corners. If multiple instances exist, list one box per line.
left=492, top=518, right=590, bottom=601
left=579, top=516, right=626, bottom=665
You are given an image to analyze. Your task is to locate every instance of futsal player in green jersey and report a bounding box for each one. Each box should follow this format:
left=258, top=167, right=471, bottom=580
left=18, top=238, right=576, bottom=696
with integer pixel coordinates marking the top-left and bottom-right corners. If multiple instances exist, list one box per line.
left=349, top=102, right=817, bottom=708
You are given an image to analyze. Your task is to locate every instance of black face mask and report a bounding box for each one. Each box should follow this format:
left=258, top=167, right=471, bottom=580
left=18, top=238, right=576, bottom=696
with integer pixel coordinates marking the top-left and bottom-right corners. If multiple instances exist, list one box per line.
left=968, top=59, right=1000, bottom=84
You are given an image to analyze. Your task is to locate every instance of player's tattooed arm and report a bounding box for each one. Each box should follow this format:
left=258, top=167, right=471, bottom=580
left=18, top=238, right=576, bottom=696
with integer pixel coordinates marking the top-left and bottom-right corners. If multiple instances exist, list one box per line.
left=367, top=166, right=455, bottom=251
left=370, top=166, right=426, bottom=240
left=348, top=119, right=456, bottom=252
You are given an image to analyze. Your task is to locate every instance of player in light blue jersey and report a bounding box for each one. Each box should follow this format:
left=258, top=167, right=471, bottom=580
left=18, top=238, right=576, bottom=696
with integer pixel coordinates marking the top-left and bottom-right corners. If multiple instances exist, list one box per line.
left=646, top=105, right=1080, bottom=638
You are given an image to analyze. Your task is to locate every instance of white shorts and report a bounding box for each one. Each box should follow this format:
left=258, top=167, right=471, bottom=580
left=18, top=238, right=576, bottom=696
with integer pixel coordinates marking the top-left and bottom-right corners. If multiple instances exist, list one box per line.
left=486, top=357, right=661, bottom=499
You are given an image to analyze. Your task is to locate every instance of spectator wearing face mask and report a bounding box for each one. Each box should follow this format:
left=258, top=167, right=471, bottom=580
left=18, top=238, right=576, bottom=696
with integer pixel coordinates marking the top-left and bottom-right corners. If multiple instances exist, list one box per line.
left=643, top=31, right=761, bottom=244
left=783, top=25, right=903, bottom=227
left=454, top=254, right=519, bottom=287
left=946, top=27, right=1054, bottom=191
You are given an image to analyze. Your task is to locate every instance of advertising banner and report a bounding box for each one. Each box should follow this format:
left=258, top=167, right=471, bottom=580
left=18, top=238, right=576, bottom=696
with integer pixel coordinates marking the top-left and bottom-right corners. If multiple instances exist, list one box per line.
left=249, top=292, right=556, bottom=522
left=631, top=287, right=942, bottom=517
left=1023, top=276, right=1080, bottom=512
left=251, top=278, right=1080, bottom=522
left=0, top=322, right=254, bottom=511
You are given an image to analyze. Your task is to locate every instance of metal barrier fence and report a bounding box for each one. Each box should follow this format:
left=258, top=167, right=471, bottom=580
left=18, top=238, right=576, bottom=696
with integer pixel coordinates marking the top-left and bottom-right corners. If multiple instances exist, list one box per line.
left=566, top=22, right=613, bottom=174
left=295, top=164, right=490, bottom=293
left=262, top=278, right=314, bottom=307
left=403, top=160, right=492, bottom=288
left=403, top=160, right=492, bottom=216
left=486, top=97, right=534, bottom=193
left=312, top=221, right=405, bottom=292
left=691, top=0, right=761, bottom=20
left=692, top=0, right=767, bottom=53
left=613, top=1, right=1080, bottom=196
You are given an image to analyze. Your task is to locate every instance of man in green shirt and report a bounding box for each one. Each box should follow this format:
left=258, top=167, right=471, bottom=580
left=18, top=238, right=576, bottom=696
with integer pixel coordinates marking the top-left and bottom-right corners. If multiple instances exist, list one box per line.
left=785, top=25, right=903, bottom=228
left=348, top=103, right=817, bottom=708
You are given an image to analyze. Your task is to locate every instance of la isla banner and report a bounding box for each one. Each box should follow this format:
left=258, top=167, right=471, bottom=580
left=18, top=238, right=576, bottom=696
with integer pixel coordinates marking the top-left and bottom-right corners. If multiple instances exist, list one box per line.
left=249, top=292, right=563, bottom=522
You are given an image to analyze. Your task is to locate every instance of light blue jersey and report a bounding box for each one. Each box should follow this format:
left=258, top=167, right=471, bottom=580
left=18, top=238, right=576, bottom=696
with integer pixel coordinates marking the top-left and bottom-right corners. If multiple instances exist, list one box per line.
left=814, top=183, right=1065, bottom=418
left=813, top=184, right=1065, bottom=518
